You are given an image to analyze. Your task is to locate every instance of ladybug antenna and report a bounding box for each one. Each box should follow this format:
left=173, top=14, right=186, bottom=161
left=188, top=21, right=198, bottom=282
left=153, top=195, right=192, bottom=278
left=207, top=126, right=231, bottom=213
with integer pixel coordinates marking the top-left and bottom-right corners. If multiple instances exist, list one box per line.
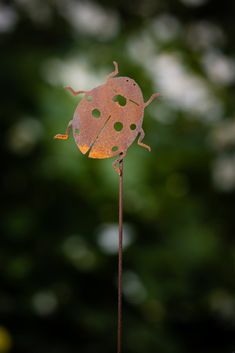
left=106, top=61, right=119, bottom=81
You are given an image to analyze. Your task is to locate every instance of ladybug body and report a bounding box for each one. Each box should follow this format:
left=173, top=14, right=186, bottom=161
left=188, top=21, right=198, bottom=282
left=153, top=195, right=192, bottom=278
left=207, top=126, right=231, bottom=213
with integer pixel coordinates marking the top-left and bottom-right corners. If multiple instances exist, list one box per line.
left=54, top=62, right=159, bottom=172
left=73, top=76, right=144, bottom=159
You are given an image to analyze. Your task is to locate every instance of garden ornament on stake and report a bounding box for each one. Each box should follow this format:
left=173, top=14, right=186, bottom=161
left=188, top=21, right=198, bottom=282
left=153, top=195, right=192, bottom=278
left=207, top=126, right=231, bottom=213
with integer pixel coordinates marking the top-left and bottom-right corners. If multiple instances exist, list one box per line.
left=54, top=61, right=159, bottom=353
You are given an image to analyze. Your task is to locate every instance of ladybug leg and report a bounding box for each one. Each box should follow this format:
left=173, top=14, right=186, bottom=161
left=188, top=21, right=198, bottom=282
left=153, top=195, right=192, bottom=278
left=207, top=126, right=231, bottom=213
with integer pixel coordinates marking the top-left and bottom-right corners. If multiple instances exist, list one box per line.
left=144, top=92, right=160, bottom=107
left=54, top=120, right=72, bottom=140
left=106, top=61, right=119, bottom=81
left=137, top=128, right=151, bottom=152
left=113, top=151, right=126, bottom=175
left=65, top=86, right=87, bottom=96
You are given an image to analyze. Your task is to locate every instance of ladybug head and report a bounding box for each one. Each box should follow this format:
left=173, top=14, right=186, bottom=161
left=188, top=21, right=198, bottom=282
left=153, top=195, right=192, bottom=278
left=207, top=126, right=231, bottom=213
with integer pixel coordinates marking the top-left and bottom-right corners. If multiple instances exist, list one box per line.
left=109, top=76, right=143, bottom=106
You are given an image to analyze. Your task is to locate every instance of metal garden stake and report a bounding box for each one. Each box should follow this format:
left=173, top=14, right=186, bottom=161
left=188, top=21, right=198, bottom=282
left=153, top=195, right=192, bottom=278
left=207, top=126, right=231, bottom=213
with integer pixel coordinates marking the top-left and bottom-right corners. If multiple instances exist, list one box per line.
left=54, top=61, right=159, bottom=353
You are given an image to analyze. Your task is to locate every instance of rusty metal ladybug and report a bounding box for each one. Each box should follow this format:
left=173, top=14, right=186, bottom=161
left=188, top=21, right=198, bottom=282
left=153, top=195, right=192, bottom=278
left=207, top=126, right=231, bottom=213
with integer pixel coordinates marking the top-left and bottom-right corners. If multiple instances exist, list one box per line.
left=54, top=61, right=159, bottom=173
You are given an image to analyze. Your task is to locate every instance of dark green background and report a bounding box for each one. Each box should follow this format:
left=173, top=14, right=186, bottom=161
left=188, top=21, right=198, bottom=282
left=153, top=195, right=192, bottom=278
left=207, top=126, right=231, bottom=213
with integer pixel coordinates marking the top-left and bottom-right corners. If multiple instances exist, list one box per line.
left=1, top=0, right=235, bottom=352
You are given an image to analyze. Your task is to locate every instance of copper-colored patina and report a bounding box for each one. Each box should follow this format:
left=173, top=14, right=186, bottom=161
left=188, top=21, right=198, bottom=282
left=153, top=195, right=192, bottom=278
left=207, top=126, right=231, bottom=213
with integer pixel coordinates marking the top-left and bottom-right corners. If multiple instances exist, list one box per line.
left=54, top=61, right=159, bottom=173
left=54, top=62, right=159, bottom=353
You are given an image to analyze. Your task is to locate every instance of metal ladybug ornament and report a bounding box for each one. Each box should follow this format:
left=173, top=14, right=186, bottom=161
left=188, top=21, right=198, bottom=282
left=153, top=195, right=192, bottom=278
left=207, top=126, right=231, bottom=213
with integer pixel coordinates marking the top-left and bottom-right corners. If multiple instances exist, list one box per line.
left=54, top=61, right=160, bottom=173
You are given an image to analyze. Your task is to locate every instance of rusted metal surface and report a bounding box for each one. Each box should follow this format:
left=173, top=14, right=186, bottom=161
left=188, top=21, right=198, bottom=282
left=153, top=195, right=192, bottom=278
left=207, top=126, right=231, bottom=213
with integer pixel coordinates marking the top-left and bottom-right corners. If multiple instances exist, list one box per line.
left=54, top=61, right=159, bottom=173
left=54, top=63, right=158, bottom=353
left=117, top=157, right=123, bottom=353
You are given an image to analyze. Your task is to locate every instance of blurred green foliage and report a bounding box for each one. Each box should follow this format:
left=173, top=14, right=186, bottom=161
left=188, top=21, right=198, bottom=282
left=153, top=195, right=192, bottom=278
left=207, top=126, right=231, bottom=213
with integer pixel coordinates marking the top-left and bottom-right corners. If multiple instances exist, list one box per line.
left=1, top=0, right=235, bottom=353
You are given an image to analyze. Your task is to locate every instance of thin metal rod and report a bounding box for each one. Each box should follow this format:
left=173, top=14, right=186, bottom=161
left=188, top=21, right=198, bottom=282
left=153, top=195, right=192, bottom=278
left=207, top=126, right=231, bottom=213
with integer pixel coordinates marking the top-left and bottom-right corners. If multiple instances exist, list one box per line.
left=117, top=158, right=124, bottom=353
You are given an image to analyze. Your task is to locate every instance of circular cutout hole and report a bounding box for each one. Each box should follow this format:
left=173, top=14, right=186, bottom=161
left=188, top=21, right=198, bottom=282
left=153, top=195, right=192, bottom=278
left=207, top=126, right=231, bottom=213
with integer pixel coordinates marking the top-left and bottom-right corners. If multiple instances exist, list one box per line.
left=86, top=95, right=93, bottom=102
left=75, top=128, right=80, bottom=134
left=130, top=123, right=136, bottom=130
left=114, top=122, right=123, bottom=132
left=113, top=95, right=127, bottom=107
left=92, top=108, right=101, bottom=118
left=112, top=146, right=118, bottom=152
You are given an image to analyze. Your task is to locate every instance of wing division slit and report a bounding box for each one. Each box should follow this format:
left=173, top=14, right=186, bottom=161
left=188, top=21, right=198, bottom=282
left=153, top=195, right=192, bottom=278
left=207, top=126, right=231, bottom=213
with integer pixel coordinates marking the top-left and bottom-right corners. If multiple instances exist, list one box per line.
left=88, top=114, right=112, bottom=153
